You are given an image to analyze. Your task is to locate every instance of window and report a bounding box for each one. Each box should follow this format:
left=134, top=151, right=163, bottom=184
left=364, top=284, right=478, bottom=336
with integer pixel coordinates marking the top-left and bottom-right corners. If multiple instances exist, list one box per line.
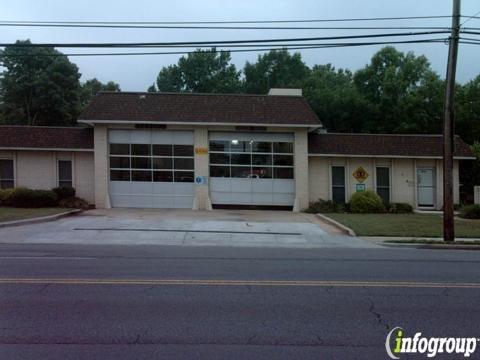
left=109, top=143, right=194, bottom=183
left=210, top=166, right=230, bottom=178
left=331, top=166, right=346, bottom=204
left=110, top=170, right=130, bottom=181
left=0, top=159, right=14, bottom=189
left=58, top=160, right=73, bottom=188
left=110, top=143, right=129, bottom=155
left=273, top=142, right=293, bottom=154
left=376, top=167, right=390, bottom=205
left=209, top=139, right=294, bottom=179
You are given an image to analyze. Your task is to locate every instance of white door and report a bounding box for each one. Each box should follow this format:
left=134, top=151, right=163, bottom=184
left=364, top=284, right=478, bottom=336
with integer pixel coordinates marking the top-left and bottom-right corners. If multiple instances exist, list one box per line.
left=209, top=132, right=295, bottom=207
left=417, top=167, right=435, bottom=207
left=108, top=129, right=194, bottom=208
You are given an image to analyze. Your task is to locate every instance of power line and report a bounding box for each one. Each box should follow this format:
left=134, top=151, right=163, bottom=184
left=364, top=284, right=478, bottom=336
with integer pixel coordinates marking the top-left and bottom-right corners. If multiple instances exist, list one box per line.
left=0, top=15, right=455, bottom=25
left=0, top=38, right=449, bottom=57
left=460, top=10, right=480, bottom=26
left=0, top=30, right=450, bottom=48
left=0, top=23, right=454, bottom=30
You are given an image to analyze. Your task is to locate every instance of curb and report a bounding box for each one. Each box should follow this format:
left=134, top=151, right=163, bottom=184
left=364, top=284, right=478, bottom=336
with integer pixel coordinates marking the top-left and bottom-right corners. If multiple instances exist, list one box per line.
left=0, top=209, right=83, bottom=228
left=381, top=242, right=480, bottom=250
left=315, top=213, right=356, bottom=236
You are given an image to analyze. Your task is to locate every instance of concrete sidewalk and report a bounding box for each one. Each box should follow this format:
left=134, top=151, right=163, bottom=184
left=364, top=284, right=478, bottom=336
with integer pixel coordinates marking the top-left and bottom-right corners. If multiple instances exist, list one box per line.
left=0, top=209, right=378, bottom=249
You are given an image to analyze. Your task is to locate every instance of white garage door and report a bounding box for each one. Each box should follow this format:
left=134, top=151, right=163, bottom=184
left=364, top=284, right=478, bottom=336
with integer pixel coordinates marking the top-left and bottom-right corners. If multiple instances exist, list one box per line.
left=209, top=132, right=295, bottom=207
left=108, top=129, right=194, bottom=208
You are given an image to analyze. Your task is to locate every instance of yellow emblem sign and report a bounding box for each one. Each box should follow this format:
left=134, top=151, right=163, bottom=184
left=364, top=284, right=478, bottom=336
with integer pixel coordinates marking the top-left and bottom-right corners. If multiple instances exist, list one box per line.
left=352, top=166, right=369, bottom=183
left=194, top=147, right=208, bottom=155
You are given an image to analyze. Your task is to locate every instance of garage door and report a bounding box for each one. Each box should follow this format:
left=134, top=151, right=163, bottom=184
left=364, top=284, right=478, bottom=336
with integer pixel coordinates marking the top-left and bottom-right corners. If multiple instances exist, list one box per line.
left=209, top=132, right=295, bottom=207
left=108, top=129, right=194, bottom=208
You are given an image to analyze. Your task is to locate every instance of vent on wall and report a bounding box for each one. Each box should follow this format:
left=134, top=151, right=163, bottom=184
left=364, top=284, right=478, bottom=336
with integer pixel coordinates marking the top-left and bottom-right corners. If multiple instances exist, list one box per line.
left=235, top=126, right=267, bottom=132
left=135, top=124, right=167, bottom=129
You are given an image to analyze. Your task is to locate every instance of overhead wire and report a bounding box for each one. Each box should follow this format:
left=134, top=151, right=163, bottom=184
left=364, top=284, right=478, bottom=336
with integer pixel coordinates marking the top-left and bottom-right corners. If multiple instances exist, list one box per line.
left=0, top=38, right=450, bottom=57
left=0, top=30, right=451, bottom=48
left=0, top=15, right=456, bottom=25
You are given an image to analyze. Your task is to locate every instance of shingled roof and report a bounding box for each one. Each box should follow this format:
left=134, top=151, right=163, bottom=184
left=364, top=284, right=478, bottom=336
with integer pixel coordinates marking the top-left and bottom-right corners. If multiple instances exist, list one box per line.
left=78, top=92, right=321, bottom=127
left=0, top=126, right=93, bottom=150
left=308, top=133, right=475, bottom=159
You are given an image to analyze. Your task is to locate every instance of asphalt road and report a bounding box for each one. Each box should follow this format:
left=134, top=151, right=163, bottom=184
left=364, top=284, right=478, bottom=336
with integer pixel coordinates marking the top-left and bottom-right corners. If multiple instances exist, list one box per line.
left=1, top=243, right=480, bottom=359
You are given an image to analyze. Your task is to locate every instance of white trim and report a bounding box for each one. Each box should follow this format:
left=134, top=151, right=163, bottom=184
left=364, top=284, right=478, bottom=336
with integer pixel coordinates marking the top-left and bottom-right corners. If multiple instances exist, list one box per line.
left=78, top=119, right=317, bottom=129
left=308, top=153, right=474, bottom=160
left=0, top=147, right=93, bottom=152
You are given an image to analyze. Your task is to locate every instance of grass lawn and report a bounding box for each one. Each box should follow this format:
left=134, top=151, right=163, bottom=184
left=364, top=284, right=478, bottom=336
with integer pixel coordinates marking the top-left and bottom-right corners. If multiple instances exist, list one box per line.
left=0, top=207, right=69, bottom=223
left=326, top=213, right=480, bottom=238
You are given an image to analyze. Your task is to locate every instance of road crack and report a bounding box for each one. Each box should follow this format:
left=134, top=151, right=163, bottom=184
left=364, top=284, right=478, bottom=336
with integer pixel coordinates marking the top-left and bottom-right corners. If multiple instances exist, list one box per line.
left=368, top=298, right=390, bottom=331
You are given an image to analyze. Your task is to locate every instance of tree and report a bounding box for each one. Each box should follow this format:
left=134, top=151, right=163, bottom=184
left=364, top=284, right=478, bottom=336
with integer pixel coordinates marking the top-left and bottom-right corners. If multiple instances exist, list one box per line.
left=456, top=75, right=480, bottom=145
left=303, top=64, right=369, bottom=132
left=353, top=46, right=443, bottom=134
left=80, top=78, right=121, bottom=108
left=243, top=50, right=310, bottom=94
left=147, top=83, right=157, bottom=92
left=155, top=49, right=243, bottom=93
left=0, top=40, right=81, bottom=126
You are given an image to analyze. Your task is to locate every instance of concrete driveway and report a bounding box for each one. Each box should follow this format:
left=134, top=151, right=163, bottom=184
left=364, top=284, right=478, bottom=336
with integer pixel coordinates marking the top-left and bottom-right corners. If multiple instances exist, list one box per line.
left=0, top=209, right=378, bottom=248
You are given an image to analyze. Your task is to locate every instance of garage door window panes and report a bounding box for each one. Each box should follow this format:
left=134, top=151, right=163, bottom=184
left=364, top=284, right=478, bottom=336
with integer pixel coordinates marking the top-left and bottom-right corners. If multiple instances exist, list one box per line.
left=209, top=140, right=294, bottom=179
left=109, top=143, right=194, bottom=183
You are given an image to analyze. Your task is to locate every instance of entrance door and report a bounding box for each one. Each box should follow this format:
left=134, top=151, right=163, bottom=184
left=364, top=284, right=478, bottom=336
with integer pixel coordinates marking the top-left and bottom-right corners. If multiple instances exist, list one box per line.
left=417, top=167, right=435, bottom=208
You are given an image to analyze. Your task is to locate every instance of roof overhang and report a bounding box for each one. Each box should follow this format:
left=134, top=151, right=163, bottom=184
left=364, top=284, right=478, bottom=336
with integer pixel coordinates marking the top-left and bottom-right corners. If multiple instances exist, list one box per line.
left=308, top=153, right=476, bottom=160
left=78, top=119, right=321, bottom=131
left=0, top=147, right=93, bottom=152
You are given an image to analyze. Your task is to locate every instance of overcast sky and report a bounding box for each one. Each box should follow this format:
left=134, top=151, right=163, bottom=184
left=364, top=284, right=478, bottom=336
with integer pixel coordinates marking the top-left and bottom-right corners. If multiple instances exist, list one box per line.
left=1, top=0, right=479, bottom=91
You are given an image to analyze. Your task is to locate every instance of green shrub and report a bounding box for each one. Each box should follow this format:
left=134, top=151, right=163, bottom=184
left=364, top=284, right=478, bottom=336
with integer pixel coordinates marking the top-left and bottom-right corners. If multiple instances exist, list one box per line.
left=388, top=202, right=413, bottom=214
left=305, top=199, right=343, bottom=213
left=52, top=186, right=76, bottom=201
left=350, top=190, right=385, bottom=214
left=59, top=197, right=90, bottom=210
left=459, top=204, right=480, bottom=219
left=8, top=187, right=58, bottom=208
left=0, top=188, right=14, bottom=206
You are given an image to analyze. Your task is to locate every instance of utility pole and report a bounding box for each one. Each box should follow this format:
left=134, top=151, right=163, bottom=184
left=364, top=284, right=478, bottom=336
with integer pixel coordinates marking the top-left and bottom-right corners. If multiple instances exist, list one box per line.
left=443, top=0, right=461, bottom=242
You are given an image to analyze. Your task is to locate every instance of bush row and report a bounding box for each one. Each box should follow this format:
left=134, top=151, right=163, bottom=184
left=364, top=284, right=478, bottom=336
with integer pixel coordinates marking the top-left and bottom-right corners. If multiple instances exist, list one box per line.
left=306, top=190, right=480, bottom=218
left=0, top=186, right=89, bottom=209
left=459, top=205, right=480, bottom=219
left=305, top=190, right=413, bottom=214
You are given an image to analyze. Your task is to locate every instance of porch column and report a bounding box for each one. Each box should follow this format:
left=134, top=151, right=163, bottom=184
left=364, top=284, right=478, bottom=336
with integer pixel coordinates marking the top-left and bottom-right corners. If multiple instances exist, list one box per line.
left=193, top=127, right=212, bottom=210
left=93, top=125, right=111, bottom=209
left=293, top=129, right=309, bottom=212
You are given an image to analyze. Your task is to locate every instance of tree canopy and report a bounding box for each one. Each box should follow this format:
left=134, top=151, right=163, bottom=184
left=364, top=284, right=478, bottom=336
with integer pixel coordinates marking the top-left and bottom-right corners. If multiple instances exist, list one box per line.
left=152, top=49, right=242, bottom=93
left=0, top=41, right=479, bottom=150
left=243, top=50, right=310, bottom=94
left=353, top=46, right=444, bottom=134
left=303, top=64, right=368, bottom=133
left=0, top=40, right=81, bottom=126
left=80, top=78, right=121, bottom=108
